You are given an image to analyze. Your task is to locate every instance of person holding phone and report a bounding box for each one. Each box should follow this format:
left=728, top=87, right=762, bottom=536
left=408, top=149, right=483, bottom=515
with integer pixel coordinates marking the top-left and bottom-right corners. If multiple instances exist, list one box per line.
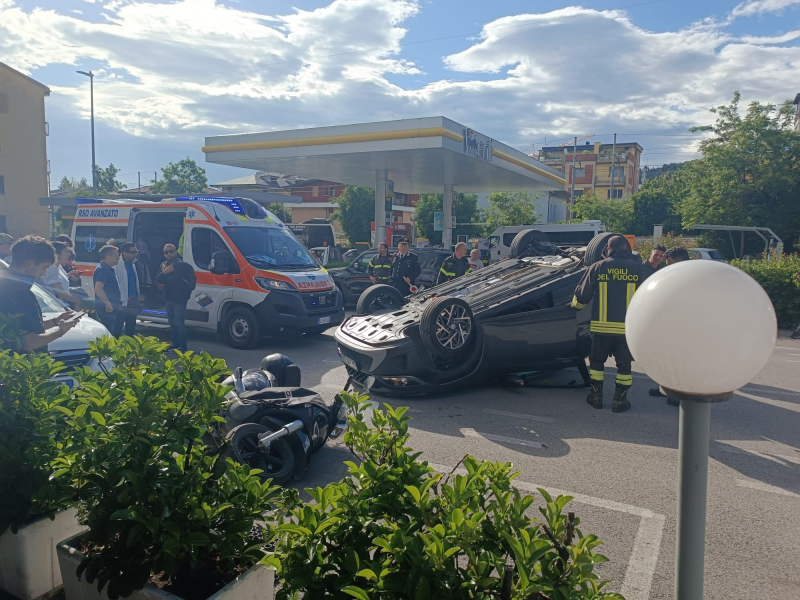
left=0, top=235, right=80, bottom=352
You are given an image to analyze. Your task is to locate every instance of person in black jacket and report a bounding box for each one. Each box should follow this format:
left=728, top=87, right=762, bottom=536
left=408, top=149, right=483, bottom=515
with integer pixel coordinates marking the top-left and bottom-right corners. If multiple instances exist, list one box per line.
left=389, top=241, right=421, bottom=296
left=436, top=242, right=471, bottom=285
left=368, top=242, right=392, bottom=285
left=571, top=236, right=644, bottom=413
left=156, top=243, right=196, bottom=352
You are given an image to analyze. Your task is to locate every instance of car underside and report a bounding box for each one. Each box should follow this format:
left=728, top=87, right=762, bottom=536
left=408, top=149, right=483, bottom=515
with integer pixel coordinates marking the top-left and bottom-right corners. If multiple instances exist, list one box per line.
left=334, top=231, right=614, bottom=396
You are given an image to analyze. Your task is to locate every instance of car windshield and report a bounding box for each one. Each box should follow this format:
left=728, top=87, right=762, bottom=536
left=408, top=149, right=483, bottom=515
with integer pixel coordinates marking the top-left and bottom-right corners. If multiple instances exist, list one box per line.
left=708, top=250, right=724, bottom=260
left=224, top=226, right=318, bottom=271
left=32, top=282, right=69, bottom=316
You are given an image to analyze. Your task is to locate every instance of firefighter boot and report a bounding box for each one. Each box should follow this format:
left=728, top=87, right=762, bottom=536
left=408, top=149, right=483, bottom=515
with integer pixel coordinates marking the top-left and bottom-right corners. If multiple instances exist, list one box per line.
left=612, top=383, right=632, bottom=413
left=586, top=380, right=604, bottom=409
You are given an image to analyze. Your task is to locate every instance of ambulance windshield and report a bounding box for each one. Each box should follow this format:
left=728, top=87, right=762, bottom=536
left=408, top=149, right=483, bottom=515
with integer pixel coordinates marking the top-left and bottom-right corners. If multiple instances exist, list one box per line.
left=225, top=226, right=318, bottom=271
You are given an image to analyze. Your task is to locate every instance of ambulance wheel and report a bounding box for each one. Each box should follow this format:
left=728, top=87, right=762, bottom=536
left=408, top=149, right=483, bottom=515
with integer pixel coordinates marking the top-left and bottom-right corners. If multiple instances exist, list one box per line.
left=509, top=229, right=550, bottom=258
left=585, top=232, right=631, bottom=265
left=356, top=284, right=406, bottom=314
left=225, top=307, right=261, bottom=349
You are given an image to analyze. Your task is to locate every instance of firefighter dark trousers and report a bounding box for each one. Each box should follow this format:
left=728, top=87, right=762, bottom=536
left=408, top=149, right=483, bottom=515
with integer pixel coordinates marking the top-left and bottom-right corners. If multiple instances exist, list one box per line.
left=588, top=333, right=633, bottom=387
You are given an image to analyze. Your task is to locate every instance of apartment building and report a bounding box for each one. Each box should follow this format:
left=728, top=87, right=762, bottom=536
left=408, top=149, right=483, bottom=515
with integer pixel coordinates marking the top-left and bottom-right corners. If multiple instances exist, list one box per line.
left=537, top=141, right=643, bottom=200
left=794, top=94, right=800, bottom=132
left=0, top=62, right=51, bottom=236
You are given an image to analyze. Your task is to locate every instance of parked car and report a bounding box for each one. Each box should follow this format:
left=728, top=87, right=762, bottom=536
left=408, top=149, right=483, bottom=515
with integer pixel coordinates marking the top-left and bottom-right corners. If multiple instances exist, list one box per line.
left=334, top=231, right=625, bottom=395
left=328, top=248, right=452, bottom=306
left=690, top=248, right=725, bottom=261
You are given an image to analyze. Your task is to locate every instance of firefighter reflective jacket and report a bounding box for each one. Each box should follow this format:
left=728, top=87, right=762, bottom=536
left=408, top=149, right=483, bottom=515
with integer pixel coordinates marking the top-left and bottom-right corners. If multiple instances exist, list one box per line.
left=390, top=251, right=421, bottom=285
left=367, top=253, right=392, bottom=283
left=571, top=249, right=644, bottom=335
left=436, top=254, right=471, bottom=285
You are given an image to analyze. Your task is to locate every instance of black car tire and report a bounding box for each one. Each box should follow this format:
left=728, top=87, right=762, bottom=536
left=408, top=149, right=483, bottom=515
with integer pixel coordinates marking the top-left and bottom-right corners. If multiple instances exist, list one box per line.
left=585, top=232, right=631, bottom=265
left=420, top=296, right=475, bottom=357
left=225, top=306, right=261, bottom=349
left=509, top=229, right=550, bottom=258
left=356, top=284, right=406, bottom=314
left=225, top=423, right=295, bottom=485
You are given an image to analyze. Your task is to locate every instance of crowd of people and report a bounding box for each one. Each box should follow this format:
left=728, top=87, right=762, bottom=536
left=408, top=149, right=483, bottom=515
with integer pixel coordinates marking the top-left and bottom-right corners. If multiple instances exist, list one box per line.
left=0, top=233, right=195, bottom=353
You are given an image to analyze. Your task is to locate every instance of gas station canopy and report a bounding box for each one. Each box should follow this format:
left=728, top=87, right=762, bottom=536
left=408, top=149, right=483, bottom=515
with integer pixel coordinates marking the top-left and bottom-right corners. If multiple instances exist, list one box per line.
left=202, top=116, right=566, bottom=247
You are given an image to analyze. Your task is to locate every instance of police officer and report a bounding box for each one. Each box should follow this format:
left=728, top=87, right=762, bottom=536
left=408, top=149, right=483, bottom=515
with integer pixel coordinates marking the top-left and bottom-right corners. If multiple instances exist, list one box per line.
left=390, top=240, right=421, bottom=296
left=368, top=242, right=392, bottom=285
left=437, top=241, right=472, bottom=285
left=571, top=236, right=644, bottom=413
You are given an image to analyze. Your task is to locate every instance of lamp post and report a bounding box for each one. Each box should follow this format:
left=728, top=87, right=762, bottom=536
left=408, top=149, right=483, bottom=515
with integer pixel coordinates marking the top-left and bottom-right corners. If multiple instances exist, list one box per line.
left=76, top=70, right=96, bottom=197
left=626, top=261, right=776, bottom=600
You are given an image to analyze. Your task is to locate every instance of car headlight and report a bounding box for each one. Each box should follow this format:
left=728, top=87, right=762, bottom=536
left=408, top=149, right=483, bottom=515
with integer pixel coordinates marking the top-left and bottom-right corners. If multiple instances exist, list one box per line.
left=254, top=277, right=293, bottom=291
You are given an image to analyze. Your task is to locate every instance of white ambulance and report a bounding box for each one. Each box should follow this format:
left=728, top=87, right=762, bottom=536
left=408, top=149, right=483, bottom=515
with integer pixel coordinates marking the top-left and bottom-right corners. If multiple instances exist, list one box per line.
left=70, top=196, right=344, bottom=348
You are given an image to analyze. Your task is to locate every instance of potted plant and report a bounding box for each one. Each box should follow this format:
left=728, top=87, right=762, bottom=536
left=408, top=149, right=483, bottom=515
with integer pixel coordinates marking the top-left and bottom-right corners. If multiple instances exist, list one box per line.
left=266, top=394, right=626, bottom=600
left=53, top=336, right=277, bottom=600
left=0, top=318, right=85, bottom=600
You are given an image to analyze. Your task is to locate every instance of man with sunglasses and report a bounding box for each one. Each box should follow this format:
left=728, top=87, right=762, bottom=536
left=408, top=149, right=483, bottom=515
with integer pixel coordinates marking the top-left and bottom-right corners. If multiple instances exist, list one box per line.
left=156, top=244, right=196, bottom=352
left=114, top=242, right=142, bottom=337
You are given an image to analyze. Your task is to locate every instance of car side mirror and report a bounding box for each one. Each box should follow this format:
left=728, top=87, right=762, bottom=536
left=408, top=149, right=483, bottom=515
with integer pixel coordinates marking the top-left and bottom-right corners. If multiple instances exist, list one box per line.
left=210, top=250, right=239, bottom=275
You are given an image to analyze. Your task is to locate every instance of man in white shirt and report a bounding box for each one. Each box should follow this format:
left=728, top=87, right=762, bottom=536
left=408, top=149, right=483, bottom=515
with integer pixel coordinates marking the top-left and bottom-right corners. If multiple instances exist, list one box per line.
left=468, top=248, right=484, bottom=271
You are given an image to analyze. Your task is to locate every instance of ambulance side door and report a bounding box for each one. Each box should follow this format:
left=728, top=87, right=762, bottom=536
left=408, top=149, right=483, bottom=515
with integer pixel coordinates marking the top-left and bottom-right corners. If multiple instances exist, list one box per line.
left=184, top=225, right=235, bottom=328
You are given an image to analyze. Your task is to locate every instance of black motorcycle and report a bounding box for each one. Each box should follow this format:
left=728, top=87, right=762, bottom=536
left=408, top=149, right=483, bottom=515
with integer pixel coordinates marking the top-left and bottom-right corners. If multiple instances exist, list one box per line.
left=212, top=353, right=348, bottom=485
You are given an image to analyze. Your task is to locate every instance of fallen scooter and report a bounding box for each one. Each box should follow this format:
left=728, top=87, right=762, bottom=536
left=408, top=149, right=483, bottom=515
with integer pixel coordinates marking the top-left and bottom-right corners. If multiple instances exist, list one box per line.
left=211, top=353, right=348, bottom=485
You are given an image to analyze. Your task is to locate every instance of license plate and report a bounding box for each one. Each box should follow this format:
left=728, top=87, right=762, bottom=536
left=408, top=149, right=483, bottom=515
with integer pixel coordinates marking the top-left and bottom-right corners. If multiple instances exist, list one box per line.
left=318, top=316, right=331, bottom=325
left=340, top=353, right=358, bottom=371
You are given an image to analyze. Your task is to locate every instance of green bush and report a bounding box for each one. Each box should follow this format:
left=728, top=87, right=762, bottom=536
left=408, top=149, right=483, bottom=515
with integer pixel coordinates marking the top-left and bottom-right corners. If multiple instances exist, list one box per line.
left=54, top=336, right=279, bottom=599
left=325, top=261, right=349, bottom=269
left=266, top=393, right=624, bottom=600
left=731, top=255, right=800, bottom=329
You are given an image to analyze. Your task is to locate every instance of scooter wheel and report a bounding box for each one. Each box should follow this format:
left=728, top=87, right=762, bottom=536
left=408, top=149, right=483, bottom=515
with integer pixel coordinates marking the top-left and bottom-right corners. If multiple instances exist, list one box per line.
left=225, top=423, right=295, bottom=485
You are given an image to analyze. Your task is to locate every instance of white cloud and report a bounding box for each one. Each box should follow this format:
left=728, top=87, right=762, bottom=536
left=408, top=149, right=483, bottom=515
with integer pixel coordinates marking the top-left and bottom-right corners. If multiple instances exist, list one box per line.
left=731, top=0, right=800, bottom=17
left=0, top=0, right=798, bottom=167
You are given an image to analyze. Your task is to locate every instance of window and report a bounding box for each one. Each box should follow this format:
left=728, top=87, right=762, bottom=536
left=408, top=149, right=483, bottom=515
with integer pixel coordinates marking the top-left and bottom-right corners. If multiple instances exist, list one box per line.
left=191, top=227, right=231, bottom=271
left=74, top=225, right=129, bottom=263
left=612, top=166, right=624, bottom=181
left=322, top=186, right=336, bottom=197
left=690, top=251, right=701, bottom=260
left=0, top=175, right=4, bottom=195
left=573, top=167, right=586, bottom=178
left=574, top=190, right=584, bottom=198
left=607, top=189, right=623, bottom=199
left=354, top=251, right=376, bottom=272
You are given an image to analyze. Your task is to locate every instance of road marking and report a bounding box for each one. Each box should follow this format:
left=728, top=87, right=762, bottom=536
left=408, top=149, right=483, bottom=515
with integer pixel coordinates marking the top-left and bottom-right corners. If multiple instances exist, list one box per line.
left=482, top=408, right=556, bottom=423
left=716, top=444, right=800, bottom=466
left=460, top=428, right=547, bottom=449
left=430, top=464, right=664, bottom=600
left=741, top=386, right=800, bottom=397
left=735, top=391, right=800, bottom=414
left=736, top=479, right=800, bottom=499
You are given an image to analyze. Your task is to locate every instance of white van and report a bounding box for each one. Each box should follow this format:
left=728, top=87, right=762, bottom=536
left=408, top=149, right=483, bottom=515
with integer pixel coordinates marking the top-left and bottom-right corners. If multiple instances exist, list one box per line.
left=488, top=221, right=607, bottom=262
left=71, top=196, right=344, bottom=348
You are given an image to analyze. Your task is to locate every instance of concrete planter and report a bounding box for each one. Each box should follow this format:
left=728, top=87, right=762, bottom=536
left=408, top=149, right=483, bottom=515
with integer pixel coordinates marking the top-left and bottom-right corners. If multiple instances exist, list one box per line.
left=57, top=533, right=275, bottom=600
left=0, top=508, right=83, bottom=600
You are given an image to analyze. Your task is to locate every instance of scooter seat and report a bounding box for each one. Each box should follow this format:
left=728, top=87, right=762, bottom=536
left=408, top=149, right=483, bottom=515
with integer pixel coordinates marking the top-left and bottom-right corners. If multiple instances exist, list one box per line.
left=239, top=387, right=321, bottom=404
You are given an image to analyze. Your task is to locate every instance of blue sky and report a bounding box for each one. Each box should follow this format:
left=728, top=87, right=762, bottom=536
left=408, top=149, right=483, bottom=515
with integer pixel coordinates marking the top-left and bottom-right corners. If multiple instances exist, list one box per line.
left=2, top=0, right=800, bottom=189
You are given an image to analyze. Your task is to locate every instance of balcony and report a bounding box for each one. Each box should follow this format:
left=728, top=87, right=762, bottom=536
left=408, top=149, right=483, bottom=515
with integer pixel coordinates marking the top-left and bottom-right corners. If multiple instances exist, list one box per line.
left=594, top=176, right=626, bottom=185
left=598, top=152, right=632, bottom=163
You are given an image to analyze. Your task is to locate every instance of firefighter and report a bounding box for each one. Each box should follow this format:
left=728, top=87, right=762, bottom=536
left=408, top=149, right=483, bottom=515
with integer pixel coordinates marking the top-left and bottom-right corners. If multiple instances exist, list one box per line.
left=571, top=236, right=644, bottom=413
left=437, top=241, right=471, bottom=285
left=389, top=240, right=421, bottom=296
left=368, top=242, right=392, bottom=285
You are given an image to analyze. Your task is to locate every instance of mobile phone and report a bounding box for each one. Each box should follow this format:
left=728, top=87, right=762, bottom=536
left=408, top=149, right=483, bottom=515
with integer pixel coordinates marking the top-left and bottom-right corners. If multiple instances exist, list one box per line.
left=62, top=311, right=86, bottom=324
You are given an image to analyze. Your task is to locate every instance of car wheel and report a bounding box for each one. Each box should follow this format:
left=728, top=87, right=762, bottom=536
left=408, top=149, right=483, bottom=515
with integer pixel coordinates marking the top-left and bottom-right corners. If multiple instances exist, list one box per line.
left=225, top=423, right=295, bottom=485
left=356, top=284, right=406, bottom=314
left=585, top=232, right=631, bottom=265
left=225, top=307, right=261, bottom=349
left=509, top=229, right=550, bottom=258
left=420, top=296, right=474, bottom=357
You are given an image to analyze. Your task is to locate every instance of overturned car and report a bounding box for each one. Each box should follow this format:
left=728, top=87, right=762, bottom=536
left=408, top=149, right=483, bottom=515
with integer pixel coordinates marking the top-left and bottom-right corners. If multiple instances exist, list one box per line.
left=334, top=231, right=623, bottom=395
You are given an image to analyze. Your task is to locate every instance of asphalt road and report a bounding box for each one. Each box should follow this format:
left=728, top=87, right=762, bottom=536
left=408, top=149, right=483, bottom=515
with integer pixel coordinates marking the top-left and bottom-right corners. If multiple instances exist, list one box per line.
left=141, top=320, right=800, bottom=600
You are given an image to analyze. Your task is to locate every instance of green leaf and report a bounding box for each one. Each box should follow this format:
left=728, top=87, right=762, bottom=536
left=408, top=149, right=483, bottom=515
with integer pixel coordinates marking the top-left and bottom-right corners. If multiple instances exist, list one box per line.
left=404, top=485, right=421, bottom=504
left=415, top=576, right=431, bottom=600
left=356, top=569, right=378, bottom=582
left=90, top=411, right=106, bottom=426
left=185, top=532, right=210, bottom=545
left=341, top=586, right=370, bottom=600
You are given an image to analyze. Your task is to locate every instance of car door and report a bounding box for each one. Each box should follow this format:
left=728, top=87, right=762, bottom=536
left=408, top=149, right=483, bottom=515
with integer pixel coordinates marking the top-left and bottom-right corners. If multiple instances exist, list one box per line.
left=347, top=251, right=378, bottom=296
left=184, top=225, right=235, bottom=327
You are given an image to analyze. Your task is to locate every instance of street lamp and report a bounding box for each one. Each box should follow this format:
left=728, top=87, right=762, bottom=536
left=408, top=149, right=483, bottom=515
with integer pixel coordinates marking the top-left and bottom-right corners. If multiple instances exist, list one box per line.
left=626, top=261, right=776, bottom=600
left=76, top=70, right=96, bottom=197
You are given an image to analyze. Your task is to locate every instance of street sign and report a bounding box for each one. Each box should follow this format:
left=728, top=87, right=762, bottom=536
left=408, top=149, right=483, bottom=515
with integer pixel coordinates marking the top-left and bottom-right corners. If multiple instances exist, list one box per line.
left=433, top=212, right=444, bottom=232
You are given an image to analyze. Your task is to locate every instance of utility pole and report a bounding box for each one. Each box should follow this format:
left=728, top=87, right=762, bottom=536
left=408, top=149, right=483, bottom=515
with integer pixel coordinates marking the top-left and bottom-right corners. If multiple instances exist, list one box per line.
left=609, top=133, right=617, bottom=200
left=569, top=136, right=578, bottom=222
left=138, top=172, right=141, bottom=191
left=154, top=171, right=158, bottom=183
left=76, top=70, right=96, bottom=197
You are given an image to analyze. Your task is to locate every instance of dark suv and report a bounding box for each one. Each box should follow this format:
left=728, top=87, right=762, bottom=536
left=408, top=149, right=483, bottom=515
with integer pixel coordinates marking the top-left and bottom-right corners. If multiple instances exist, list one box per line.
left=328, top=248, right=451, bottom=306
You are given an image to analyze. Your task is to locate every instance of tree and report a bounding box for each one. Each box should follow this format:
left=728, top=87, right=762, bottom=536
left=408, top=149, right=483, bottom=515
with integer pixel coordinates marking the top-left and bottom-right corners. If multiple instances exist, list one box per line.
left=58, top=176, right=73, bottom=190
left=267, top=203, right=292, bottom=224
left=680, top=92, right=800, bottom=254
left=150, top=157, right=208, bottom=194
left=572, top=190, right=634, bottom=233
left=93, top=163, right=127, bottom=193
left=413, top=193, right=484, bottom=244
left=332, top=186, right=374, bottom=245
left=629, top=172, right=687, bottom=236
left=485, top=191, right=540, bottom=229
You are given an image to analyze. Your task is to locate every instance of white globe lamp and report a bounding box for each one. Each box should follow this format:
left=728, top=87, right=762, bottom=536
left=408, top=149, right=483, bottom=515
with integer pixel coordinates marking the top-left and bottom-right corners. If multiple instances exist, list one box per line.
left=626, top=259, right=776, bottom=600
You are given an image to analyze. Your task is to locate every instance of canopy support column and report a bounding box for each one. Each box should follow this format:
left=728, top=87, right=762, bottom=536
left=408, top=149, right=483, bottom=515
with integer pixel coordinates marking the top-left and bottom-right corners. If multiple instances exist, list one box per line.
left=375, top=169, right=388, bottom=247
left=443, top=184, right=455, bottom=250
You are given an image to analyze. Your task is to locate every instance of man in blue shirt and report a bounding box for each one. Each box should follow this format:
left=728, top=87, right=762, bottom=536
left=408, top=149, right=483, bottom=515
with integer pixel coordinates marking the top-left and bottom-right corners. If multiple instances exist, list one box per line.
left=114, top=242, right=141, bottom=337
left=93, top=245, right=122, bottom=336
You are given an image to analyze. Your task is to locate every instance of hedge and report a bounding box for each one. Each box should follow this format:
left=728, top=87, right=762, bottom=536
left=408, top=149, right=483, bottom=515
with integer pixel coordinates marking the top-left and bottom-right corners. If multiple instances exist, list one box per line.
left=731, top=255, right=800, bottom=329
